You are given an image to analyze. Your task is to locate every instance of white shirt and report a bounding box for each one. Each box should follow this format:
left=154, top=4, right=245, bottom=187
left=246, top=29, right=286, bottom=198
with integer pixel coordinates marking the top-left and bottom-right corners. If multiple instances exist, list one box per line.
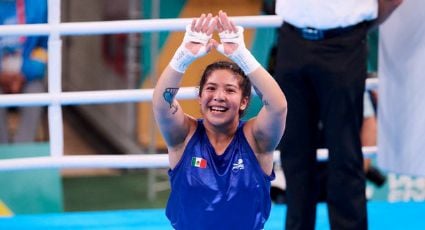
left=275, top=0, right=378, bottom=29
left=378, top=0, right=425, bottom=176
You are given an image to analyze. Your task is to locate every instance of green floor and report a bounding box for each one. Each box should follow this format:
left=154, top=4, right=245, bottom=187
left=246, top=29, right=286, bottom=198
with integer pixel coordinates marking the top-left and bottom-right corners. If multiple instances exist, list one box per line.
left=0, top=143, right=63, bottom=214
left=62, top=170, right=170, bottom=212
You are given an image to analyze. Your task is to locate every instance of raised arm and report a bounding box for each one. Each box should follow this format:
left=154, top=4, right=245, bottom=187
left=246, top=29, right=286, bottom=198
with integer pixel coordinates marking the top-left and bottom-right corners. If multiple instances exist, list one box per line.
left=215, top=11, right=287, bottom=154
left=153, top=14, right=216, bottom=153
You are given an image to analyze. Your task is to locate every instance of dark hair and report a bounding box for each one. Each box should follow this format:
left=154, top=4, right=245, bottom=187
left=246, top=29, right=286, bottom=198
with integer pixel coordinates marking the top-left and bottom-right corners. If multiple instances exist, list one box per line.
left=198, top=61, right=252, bottom=117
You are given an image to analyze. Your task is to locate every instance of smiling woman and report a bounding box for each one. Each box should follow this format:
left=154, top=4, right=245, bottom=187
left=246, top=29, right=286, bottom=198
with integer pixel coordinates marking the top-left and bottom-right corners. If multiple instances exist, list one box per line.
left=152, top=10, right=287, bottom=230
left=198, top=61, right=251, bottom=123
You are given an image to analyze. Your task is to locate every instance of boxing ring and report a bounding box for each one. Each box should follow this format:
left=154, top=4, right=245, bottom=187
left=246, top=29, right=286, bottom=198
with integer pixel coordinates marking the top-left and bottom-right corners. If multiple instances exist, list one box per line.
left=1, top=0, right=423, bottom=229
left=0, top=1, right=378, bottom=171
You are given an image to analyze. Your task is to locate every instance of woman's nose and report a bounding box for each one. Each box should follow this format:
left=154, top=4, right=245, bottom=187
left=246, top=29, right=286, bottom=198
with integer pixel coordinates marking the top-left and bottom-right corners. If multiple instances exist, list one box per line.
left=213, top=90, right=225, bottom=101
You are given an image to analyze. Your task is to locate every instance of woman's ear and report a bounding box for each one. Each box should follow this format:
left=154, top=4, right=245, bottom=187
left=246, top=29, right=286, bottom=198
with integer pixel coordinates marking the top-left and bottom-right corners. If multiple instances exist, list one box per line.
left=198, top=94, right=202, bottom=105
left=240, top=96, right=249, bottom=110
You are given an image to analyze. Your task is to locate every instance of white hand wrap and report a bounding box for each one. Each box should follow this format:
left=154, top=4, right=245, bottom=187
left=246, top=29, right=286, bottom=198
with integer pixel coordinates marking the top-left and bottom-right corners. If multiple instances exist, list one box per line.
left=169, top=24, right=212, bottom=73
left=217, top=26, right=260, bottom=75
left=182, top=24, right=211, bottom=45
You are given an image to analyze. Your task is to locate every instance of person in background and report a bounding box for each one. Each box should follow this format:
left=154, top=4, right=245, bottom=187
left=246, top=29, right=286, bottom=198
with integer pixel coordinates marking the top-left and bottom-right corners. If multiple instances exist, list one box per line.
left=152, top=11, right=287, bottom=229
left=273, top=0, right=403, bottom=229
left=0, top=0, right=48, bottom=143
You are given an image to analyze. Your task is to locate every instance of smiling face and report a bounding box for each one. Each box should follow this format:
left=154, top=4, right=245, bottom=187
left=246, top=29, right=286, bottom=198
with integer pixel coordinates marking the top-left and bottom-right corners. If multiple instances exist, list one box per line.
left=199, top=68, right=249, bottom=128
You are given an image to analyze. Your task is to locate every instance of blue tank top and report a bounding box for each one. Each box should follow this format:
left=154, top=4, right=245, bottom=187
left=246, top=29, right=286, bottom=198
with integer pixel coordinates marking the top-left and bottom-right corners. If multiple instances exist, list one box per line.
left=166, top=119, right=275, bottom=230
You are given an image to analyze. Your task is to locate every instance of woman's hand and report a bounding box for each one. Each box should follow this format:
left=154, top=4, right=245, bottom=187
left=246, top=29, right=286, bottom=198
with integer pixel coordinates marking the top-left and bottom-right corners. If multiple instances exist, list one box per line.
left=169, top=13, right=217, bottom=73
left=215, top=10, right=241, bottom=55
left=214, top=10, right=260, bottom=75
left=185, top=13, right=216, bottom=55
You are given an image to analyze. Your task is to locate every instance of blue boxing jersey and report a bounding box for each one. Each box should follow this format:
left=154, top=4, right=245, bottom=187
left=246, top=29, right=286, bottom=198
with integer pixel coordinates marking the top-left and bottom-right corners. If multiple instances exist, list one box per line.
left=166, top=119, right=275, bottom=230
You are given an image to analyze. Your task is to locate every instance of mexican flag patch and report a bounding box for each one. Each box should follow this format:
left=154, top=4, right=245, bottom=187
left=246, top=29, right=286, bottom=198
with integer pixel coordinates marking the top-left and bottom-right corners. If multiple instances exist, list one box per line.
left=191, top=157, right=207, bottom=168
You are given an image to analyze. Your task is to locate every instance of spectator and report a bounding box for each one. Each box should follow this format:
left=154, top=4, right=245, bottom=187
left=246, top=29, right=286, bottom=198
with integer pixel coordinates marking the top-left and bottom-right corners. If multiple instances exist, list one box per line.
left=0, top=0, right=48, bottom=143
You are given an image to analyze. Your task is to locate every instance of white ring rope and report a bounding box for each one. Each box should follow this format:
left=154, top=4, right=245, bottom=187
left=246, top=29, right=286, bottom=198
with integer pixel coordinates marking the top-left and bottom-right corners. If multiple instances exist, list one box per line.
left=0, top=16, right=283, bottom=36
left=0, top=9, right=378, bottom=171
left=0, top=80, right=378, bottom=108
left=0, top=147, right=377, bottom=172
left=0, top=155, right=169, bottom=171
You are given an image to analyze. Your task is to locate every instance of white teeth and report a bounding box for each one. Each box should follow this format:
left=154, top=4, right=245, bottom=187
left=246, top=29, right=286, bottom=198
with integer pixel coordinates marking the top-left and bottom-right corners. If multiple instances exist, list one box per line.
left=210, top=106, right=227, bottom=112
